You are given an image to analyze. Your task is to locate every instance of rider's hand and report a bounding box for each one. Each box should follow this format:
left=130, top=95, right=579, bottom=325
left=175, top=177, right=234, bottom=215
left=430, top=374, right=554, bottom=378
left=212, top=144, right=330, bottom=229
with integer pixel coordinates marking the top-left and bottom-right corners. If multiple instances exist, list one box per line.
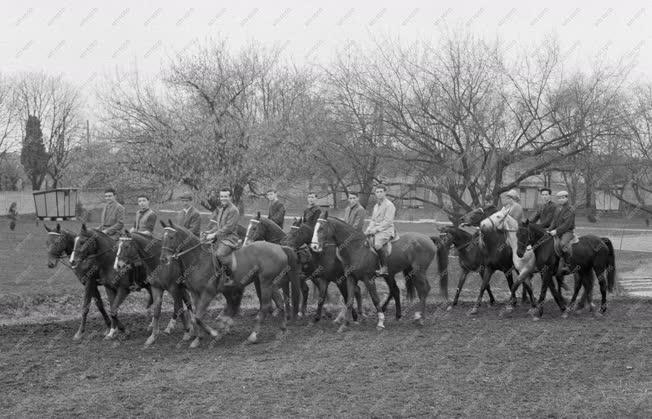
left=205, top=233, right=216, bottom=241
left=549, top=230, right=557, bottom=236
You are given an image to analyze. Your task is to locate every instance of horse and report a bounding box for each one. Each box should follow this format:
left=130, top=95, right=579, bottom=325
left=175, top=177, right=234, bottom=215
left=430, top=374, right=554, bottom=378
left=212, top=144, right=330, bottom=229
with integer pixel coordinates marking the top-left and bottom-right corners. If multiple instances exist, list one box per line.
left=283, top=217, right=364, bottom=323
left=44, top=223, right=112, bottom=340
left=243, top=213, right=304, bottom=317
left=480, top=209, right=565, bottom=318
left=114, top=232, right=195, bottom=347
left=311, top=213, right=449, bottom=331
left=516, top=220, right=616, bottom=317
left=159, top=219, right=302, bottom=347
left=70, top=224, right=152, bottom=339
left=439, top=225, right=521, bottom=314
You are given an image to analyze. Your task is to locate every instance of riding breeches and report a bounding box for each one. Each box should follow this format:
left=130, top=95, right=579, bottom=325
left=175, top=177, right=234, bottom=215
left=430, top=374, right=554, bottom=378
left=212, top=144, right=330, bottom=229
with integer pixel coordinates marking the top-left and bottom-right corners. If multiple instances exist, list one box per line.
left=373, top=232, right=392, bottom=250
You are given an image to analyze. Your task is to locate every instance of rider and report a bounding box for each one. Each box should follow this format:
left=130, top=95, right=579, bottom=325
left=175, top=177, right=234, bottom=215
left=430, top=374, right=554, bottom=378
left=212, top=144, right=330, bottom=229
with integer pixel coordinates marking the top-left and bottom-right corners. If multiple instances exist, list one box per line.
left=176, top=192, right=201, bottom=237
left=502, top=189, right=524, bottom=223
left=364, top=185, right=396, bottom=276
left=529, top=188, right=556, bottom=228
left=130, top=194, right=157, bottom=235
left=267, top=189, right=286, bottom=229
left=344, top=191, right=367, bottom=232
left=303, top=192, right=322, bottom=226
left=203, top=189, right=241, bottom=288
left=98, top=188, right=125, bottom=240
left=547, top=190, right=575, bottom=271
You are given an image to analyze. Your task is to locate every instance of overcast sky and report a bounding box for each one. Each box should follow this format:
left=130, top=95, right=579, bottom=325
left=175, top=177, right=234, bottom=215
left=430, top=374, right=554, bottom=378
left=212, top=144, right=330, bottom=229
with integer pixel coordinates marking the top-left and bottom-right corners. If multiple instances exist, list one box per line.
left=2, top=0, right=651, bottom=88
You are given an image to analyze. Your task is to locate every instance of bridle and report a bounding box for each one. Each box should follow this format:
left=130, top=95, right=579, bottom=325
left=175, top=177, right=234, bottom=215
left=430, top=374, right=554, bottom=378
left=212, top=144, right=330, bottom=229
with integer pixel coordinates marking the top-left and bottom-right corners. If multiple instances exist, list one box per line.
left=47, top=231, right=75, bottom=270
left=115, top=237, right=160, bottom=270
left=72, top=233, right=115, bottom=263
left=161, top=227, right=208, bottom=261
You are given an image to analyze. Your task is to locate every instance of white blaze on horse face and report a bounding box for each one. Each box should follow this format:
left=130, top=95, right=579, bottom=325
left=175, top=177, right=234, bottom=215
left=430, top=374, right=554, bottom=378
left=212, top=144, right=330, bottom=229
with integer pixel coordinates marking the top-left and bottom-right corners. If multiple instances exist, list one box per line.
left=113, top=240, right=123, bottom=270
left=243, top=219, right=257, bottom=246
left=70, top=236, right=80, bottom=263
left=310, top=220, right=322, bottom=252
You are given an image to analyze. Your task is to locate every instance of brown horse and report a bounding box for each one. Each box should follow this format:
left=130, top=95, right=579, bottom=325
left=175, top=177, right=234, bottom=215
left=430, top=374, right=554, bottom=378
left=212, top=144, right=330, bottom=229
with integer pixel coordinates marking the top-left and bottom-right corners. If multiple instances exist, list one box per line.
left=44, top=224, right=112, bottom=340
left=70, top=224, right=152, bottom=339
left=114, top=232, right=194, bottom=347
left=283, top=217, right=364, bottom=323
left=243, top=213, right=303, bottom=317
left=159, top=219, right=302, bottom=347
left=311, top=213, right=449, bottom=331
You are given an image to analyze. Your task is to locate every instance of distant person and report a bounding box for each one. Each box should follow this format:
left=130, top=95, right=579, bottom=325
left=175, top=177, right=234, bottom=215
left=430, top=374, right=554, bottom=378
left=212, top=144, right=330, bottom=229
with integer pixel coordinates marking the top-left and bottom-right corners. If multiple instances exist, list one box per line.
left=8, top=202, right=17, bottom=231
left=344, top=192, right=366, bottom=231
left=176, top=193, right=201, bottom=237
left=98, top=188, right=125, bottom=239
left=302, top=192, right=322, bottom=226
left=267, top=189, right=286, bottom=229
left=130, top=194, right=157, bottom=235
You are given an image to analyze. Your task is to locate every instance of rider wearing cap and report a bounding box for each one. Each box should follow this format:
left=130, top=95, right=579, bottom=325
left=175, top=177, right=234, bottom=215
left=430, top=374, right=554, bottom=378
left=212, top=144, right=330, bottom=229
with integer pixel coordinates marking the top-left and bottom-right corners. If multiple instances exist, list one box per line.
left=502, top=189, right=524, bottom=223
left=548, top=190, right=575, bottom=269
left=529, top=188, right=556, bottom=228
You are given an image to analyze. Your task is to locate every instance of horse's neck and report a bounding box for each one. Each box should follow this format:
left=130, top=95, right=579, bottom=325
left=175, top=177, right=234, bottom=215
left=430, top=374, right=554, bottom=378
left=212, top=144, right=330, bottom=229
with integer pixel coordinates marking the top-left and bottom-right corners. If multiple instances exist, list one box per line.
left=333, top=222, right=365, bottom=257
left=136, top=237, right=160, bottom=270
left=266, top=223, right=286, bottom=243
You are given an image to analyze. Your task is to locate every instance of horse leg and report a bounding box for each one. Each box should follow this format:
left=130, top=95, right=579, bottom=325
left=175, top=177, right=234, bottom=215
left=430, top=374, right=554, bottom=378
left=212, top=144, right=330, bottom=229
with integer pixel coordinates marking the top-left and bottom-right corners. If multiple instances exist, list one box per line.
left=383, top=273, right=401, bottom=320
left=585, top=270, right=596, bottom=315
left=337, top=277, right=356, bottom=333
left=144, top=286, right=164, bottom=347
left=190, top=290, right=219, bottom=348
left=248, top=279, right=274, bottom=344
left=301, top=279, right=310, bottom=318
left=92, top=284, right=111, bottom=329
left=412, top=271, right=430, bottom=326
left=596, top=268, right=608, bottom=314
left=105, top=286, right=129, bottom=340
left=449, top=270, right=469, bottom=310
left=363, top=275, right=384, bottom=330
left=73, top=280, right=94, bottom=341
left=470, top=268, right=494, bottom=315
left=313, top=278, right=328, bottom=323
left=563, top=272, right=584, bottom=318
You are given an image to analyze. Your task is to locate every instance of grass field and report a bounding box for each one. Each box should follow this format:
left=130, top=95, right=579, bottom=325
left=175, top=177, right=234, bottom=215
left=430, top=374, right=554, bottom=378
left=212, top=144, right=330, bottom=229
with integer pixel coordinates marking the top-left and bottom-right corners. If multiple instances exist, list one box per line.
left=1, top=215, right=651, bottom=417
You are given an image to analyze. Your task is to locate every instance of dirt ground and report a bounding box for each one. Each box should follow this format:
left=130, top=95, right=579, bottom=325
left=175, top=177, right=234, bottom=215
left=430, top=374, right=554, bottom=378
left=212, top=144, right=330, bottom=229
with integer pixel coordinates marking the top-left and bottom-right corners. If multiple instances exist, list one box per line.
left=1, top=215, right=651, bottom=417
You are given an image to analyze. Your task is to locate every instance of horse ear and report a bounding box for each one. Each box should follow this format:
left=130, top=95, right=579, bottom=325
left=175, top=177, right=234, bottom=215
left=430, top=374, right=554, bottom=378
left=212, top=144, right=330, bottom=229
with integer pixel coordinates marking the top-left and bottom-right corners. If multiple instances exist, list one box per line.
left=56, top=223, right=61, bottom=233
left=81, top=223, right=87, bottom=232
left=168, top=219, right=175, bottom=228
left=324, top=211, right=329, bottom=219
left=44, top=224, right=52, bottom=232
left=257, top=211, right=261, bottom=219
left=160, top=220, right=167, bottom=228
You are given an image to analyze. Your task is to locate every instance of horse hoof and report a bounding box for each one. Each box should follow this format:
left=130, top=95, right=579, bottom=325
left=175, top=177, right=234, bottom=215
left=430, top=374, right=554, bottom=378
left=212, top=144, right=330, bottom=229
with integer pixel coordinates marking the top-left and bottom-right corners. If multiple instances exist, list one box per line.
left=190, top=338, right=201, bottom=348
left=561, top=311, right=569, bottom=319
left=414, top=318, right=424, bottom=326
left=297, top=312, right=304, bottom=319
left=600, top=306, right=607, bottom=314
left=446, top=305, right=453, bottom=312
left=468, top=307, right=479, bottom=316
left=163, top=328, right=172, bottom=335
left=247, top=332, right=258, bottom=344
left=337, top=325, right=347, bottom=333
left=376, top=324, right=385, bottom=331
left=504, top=305, right=514, bottom=313
left=73, top=332, right=83, bottom=341
left=527, top=308, right=538, bottom=315
left=182, top=332, right=192, bottom=341
left=532, top=316, right=541, bottom=321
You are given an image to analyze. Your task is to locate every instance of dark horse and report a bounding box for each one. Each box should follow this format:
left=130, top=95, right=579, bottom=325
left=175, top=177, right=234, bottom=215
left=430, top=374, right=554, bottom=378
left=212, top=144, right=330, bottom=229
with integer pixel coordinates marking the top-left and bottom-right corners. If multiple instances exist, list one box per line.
left=516, top=220, right=616, bottom=317
left=45, top=224, right=112, bottom=340
left=114, top=232, right=194, bottom=347
left=70, top=224, right=152, bottom=339
left=312, top=213, right=449, bottom=331
left=439, top=225, right=523, bottom=314
left=243, top=213, right=304, bottom=317
left=159, top=220, right=302, bottom=347
left=283, top=217, right=364, bottom=323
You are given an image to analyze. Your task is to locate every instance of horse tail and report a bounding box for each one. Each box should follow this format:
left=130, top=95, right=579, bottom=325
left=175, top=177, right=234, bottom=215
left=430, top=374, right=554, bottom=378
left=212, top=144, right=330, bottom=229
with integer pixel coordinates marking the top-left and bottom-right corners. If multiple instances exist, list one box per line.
left=431, top=236, right=450, bottom=300
left=601, top=237, right=616, bottom=292
left=281, top=245, right=302, bottom=316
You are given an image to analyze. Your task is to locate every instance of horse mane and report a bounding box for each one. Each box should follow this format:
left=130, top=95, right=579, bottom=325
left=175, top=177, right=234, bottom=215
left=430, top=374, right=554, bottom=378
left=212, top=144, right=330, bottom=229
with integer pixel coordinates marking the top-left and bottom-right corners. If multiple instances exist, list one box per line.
left=260, top=217, right=284, bottom=234
left=327, top=216, right=366, bottom=241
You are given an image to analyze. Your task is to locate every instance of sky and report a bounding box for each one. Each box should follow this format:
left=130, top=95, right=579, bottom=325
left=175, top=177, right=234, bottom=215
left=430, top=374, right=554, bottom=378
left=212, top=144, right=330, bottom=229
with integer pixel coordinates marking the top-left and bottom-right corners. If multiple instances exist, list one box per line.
left=2, top=0, right=651, bottom=95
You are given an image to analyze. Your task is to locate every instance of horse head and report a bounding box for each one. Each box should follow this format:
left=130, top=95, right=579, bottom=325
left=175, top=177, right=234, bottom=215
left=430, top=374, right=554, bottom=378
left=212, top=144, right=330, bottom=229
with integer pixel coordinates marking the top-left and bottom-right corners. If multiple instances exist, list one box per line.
left=310, top=211, right=330, bottom=252
left=45, top=223, right=74, bottom=268
left=243, top=213, right=262, bottom=246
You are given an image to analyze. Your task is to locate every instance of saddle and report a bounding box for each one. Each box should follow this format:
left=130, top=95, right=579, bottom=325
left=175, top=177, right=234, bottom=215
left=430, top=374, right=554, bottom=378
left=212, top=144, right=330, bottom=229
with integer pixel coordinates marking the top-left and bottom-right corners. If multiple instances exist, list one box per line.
left=553, top=233, right=579, bottom=258
left=366, top=233, right=399, bottom=258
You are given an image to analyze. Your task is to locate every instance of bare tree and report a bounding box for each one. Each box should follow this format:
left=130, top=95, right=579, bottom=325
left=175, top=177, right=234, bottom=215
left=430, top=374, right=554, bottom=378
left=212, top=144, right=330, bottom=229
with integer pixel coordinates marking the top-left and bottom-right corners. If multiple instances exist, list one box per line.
left=0, top=75, right=18, bottom=160
left=15, top=72, right=85, bottom=187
